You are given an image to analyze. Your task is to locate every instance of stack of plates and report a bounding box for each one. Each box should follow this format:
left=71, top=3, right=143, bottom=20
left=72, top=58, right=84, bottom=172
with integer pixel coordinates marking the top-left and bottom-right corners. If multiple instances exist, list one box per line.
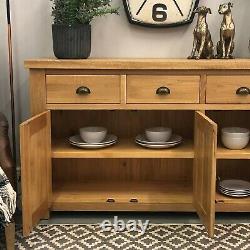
left=218, top=179, right=250, bottom=198
left=135, top=134, right=183, bottom=149
left=69, top=134, right=118, bottom=149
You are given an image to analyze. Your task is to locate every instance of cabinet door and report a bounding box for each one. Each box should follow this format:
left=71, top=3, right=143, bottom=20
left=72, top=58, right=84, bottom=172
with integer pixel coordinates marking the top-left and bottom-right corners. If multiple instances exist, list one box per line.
left=20, top=111, right=51, bottom=236
left=194, top=111, right=217, bottom=237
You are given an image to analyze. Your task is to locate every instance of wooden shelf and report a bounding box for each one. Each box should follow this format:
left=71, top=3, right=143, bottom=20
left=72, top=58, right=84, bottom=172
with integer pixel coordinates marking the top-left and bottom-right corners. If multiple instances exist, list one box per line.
left=217, top=144, right=250, bottom=159
left=52, top=138, right=194, bottom=159
left=215, top=192, right=250, bottom=212
left=52, top=181, right=194, bottom=211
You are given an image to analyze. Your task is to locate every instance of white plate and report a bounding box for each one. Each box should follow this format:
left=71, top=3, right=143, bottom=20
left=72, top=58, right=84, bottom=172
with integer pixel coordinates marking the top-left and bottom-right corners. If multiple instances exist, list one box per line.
left=136, top=134, right=182, bottom=145
left=69, top=134, right=118, bottom=145
left=219, top=180, right=250, bottom=192
left=219, top=188, right=250, bottom=195
left=69, top=140, right=117, bottom=149
left=219, top=186, right=250, bottom=193
left=219, top=191, right=249, bottom=198
left=135, top=140, right=182, bottom=149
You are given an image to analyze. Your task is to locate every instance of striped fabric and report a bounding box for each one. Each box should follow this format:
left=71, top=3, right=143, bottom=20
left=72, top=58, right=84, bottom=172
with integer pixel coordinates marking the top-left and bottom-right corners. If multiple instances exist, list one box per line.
left=0, top=167, right=16, bottom=228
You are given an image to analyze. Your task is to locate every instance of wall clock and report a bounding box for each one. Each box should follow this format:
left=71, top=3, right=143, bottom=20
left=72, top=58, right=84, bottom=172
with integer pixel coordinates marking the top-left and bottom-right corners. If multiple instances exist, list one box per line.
left=123, top=0, right=199, bottom=28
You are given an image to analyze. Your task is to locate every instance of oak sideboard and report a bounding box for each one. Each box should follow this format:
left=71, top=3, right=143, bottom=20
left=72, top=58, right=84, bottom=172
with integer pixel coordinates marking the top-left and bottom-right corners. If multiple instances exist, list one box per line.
left=21, top=59, right=250, bottom=237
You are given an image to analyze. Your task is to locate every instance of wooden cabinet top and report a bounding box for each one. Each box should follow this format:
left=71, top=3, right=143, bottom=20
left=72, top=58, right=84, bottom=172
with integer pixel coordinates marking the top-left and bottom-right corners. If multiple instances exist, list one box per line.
left=25, top=58, right=250, bottom=70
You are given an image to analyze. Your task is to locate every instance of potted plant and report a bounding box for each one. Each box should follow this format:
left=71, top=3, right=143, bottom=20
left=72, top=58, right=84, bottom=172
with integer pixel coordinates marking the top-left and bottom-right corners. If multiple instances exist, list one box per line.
left=51, top=0, right=119, bottom=59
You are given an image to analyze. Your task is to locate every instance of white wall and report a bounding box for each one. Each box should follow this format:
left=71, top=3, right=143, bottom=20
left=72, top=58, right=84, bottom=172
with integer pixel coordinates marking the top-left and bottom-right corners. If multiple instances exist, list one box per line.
left=0, top=0, right=250, bottom=139
left=0, top=0, right=11, bottom=124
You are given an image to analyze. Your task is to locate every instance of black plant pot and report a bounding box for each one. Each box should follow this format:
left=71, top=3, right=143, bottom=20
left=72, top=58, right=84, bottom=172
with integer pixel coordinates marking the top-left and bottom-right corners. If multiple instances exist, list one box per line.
left=52, top=24, right=91, bottom=59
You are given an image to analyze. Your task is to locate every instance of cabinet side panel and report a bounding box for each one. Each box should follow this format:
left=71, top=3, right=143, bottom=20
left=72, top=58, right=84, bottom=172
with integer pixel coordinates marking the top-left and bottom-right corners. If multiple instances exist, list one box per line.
left=29, top=69, right=46, bottom=115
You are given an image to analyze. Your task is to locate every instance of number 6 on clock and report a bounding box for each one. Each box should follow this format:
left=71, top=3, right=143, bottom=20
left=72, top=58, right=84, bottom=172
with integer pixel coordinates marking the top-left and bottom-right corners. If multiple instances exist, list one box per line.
left=123, top=0, right=200, bottom=27
left=152, top=4, right=168, bottom=22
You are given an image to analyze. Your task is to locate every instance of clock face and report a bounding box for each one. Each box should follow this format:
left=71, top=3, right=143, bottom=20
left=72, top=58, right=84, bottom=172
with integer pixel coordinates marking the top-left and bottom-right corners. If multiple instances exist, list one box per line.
left=123, top=0, right=199, bottom=27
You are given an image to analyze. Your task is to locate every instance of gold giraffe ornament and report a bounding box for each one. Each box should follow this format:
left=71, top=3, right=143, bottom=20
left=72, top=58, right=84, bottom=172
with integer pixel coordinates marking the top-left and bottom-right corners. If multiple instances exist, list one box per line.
left=188, top=6, right=214, bottom=60
left=216, top=2, right=235, bottom=59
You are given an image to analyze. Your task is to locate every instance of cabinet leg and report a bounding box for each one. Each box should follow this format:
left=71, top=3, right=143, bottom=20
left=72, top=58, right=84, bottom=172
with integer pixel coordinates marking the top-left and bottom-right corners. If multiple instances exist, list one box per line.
left=5, top=222, right=15, bottom=250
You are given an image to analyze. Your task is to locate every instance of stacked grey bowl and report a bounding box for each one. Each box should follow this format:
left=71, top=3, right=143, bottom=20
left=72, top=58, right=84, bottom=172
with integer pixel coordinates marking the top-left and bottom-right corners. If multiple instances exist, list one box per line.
left=218, top=179, right=250, bottom=198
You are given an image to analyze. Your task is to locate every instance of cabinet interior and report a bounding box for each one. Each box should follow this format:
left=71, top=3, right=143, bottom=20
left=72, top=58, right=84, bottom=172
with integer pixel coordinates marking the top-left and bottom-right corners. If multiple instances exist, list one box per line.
left=216, top=160, right=250, bottom=210
left=207, top=111, right=250, bottom=139
left=51, top=110, right=195, bottom=210
left=217, top=160, right=250, bottom=181
left=207, top=111, right=250, bottom=208
left=49, top=110, right=250, bottom=211
left=51, top=110, right=194, bottom=140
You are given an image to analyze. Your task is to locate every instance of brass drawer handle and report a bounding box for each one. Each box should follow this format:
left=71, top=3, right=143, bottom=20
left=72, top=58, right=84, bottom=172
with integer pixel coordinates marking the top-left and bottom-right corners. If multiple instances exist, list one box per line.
left=236, top=87, right=250, bottom=96
left=156, top=86, right=170, bottom=96
left=76, top=86, right=91, bottom=95
left=106, top=198, right=115, bottom=203
left=130, top=198, right=138, bottom=203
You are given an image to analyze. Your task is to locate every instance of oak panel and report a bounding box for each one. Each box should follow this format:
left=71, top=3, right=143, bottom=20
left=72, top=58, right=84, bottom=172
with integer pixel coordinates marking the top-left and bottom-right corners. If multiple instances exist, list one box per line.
left=52, top=181, right=193, bottom=211
left=46, top=75, right=121, bottom=104
left=20, top=111, right=51, bottom=236
left=25, top=58, right=250, bottom=70
left=216, top=192, right=250, bottom=212
left=194, top=112, right=217, bottom=237
left=52, top=159, right=193, bottom=183
left=207, top=76, right=250, bottom=104
left=29, top=69, right=46, bottom=115
left=127, top=75, right=200, bottom=104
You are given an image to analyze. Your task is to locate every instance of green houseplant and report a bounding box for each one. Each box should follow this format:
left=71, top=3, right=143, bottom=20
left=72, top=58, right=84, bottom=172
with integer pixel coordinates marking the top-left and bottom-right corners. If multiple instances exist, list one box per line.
left=51, top=0, right=119, bottom=59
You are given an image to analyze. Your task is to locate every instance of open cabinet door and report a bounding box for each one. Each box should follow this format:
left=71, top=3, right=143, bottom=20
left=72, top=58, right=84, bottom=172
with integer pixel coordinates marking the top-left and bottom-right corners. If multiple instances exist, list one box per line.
left=20, top=111, right=51, bottom=236
left=194, top=111, right=217, bottom=237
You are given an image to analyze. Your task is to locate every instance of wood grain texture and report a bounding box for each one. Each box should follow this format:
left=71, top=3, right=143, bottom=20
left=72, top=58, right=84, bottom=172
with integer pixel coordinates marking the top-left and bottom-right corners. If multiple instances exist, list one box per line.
left=51, top=202, right=195, bottom=212
left=217, top=159, right=250, bottom=182
left=207, top=76, right=250, bottom=104
left=46, top=75, right=121, bottom=104
left=20, top=111, right=51, bottom=236
left=216, top=192, right=250, bottom=212
left=52, top=138, right=193, bottom=159
left=52, top=159, right=193, bottom=183
left=200, top=74, right=207, bottom=104
left=24, top=58, right=250, bottom=70
left=120, top=75, right=127, bottom=104
left=22, top=59, right=250, bottom=237
left=127, top=75, right=200, bottom=104
left=217, top=145, right=250, bottom=159
left=194, top=111, right=217, bottom=237
left=5, top=222, right=15, bottom=250
left=47, top=103, right=250, bottom=111
left=52, top=181, right=193, bottom=211
left=29, top=69, right=46, bottom=115
left=51, top=110, right=194, bottom=140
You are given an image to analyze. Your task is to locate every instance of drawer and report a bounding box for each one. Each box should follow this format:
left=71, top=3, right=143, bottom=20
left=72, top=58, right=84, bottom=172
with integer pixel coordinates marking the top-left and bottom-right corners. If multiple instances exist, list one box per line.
left=207, top=76, right=250, bottom=104
left=46, top=75, right=121, bottom=104
left=127, top=75, right=200, bottom=104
